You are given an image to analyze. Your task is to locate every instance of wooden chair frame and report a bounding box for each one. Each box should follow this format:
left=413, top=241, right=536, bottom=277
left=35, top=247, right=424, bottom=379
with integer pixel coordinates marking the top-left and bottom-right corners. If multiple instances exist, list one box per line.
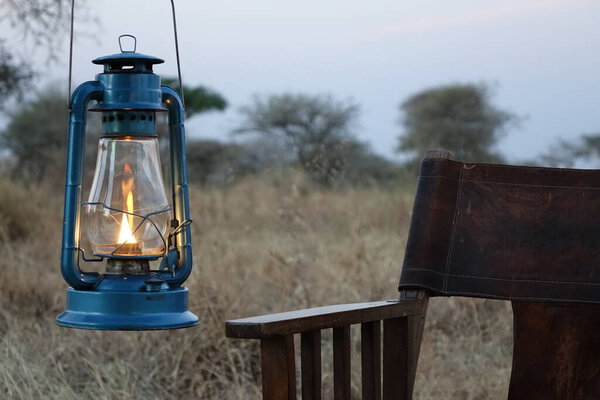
left=225, top=150, right=600, bottom=399
left=226, top=291, right=428, bottom=400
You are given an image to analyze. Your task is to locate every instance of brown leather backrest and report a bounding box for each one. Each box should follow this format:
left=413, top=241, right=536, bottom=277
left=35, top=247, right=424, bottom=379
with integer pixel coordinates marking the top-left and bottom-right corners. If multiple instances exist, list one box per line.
left=399, top=156, right=600, bottom=399
left=399, top=157, right=600, bottom=303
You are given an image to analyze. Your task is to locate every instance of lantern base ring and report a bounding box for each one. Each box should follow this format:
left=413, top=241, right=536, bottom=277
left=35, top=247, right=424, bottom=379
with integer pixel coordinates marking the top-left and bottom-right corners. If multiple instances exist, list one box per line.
left=56, top=286, right=199, bottom=330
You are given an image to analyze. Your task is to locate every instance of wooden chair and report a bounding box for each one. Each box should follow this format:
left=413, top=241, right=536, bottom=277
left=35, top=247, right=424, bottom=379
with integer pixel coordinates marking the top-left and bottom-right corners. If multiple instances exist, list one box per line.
left=225, top=151, right=600, bottom=400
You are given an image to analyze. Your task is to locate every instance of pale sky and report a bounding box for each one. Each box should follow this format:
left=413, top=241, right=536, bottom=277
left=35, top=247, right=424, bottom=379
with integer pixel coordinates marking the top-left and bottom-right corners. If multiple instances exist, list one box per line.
left=3, top=0, right=600, bottom=161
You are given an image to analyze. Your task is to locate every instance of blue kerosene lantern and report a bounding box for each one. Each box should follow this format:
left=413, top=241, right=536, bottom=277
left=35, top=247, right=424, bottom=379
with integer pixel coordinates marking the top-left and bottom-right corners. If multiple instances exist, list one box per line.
left=56, top=36, right=198, bottom=330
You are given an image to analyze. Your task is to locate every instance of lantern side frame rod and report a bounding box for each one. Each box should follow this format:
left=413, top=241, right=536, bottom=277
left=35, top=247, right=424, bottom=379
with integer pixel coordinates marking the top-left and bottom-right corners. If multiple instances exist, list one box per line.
left=62, top=80, right=104, bottom=290
left=159, top=85, right=192, bottom=287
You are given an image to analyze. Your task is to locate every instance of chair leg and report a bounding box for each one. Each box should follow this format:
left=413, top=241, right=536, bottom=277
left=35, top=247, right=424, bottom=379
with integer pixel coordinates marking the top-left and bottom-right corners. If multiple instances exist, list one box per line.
left=333, top=326, right=352, bottom=400
left=361, top=321, right=382, bottom=400
left=261, top=335, right=296, bottom=400
left=301, top=330, right=321, bottom=400
left=383, top=317, right=409, bottom=400
left=402, top=291, right=429, bottom=396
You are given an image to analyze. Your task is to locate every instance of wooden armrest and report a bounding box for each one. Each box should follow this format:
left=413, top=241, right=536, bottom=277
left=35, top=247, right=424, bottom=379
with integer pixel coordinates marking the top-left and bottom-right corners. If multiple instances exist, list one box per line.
left=225, top=299, right=422, bottom=339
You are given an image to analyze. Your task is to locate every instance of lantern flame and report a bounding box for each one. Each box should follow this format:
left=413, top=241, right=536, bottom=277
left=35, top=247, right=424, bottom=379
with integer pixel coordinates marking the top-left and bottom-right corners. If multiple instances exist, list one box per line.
left=117, top=164, right=137, bottom=244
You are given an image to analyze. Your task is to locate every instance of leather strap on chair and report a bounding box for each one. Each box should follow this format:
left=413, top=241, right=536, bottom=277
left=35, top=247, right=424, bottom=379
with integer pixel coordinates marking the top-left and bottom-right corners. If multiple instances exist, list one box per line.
left=399, top=158, right=600, bottom=303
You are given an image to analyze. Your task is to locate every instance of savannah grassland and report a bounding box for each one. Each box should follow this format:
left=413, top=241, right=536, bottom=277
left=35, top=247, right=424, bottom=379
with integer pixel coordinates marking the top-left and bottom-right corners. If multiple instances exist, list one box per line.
left=0, top=169, right=513, bottom=399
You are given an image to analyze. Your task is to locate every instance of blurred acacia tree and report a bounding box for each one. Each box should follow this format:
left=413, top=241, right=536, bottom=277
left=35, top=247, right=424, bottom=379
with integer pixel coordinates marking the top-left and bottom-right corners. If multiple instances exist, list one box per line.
left=0, top=1, right=235, bottom=187
left=186, top=140, right=239, bottom=184
left=185, top=139, right=284, bottom=185
left=1, top=87, right=72, bottom=182
left=340, top=140, right=400, bottom=186
left=1, top=81, right=227, bottom=183
left=0, top=0, right=78, bottom=110
left=0, top=42, right=34, bottom=110
left=537, top=133, right=600, bottom=167
left=398, top=83, right=518, bottom=166
left=234, top=93, right=364, bottom=185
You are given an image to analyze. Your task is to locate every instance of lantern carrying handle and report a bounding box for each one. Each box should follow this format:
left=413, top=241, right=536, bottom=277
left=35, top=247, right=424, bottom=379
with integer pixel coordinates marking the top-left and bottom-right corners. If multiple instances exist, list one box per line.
left=118, top=34, right=137, bottom=53
left=68, top=0, right=186, bottom=109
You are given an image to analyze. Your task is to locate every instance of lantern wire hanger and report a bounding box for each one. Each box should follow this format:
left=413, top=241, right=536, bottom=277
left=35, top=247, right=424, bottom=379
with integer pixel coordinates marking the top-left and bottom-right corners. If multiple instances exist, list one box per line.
left=67, top=0, right=186, bottom=108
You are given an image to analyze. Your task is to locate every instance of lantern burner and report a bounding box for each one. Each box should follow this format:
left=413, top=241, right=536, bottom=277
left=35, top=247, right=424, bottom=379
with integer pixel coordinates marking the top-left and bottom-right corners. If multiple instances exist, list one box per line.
left=106, top=258, right=149, bottom=275
left=81, top=201, right=172, bottom=259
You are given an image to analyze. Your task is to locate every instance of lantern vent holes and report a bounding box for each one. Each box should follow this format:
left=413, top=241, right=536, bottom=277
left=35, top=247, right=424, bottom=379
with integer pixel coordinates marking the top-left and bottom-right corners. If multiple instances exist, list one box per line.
left=106, top=64, right=142, bottom=73
left=100, top=111, right=157, bottom=136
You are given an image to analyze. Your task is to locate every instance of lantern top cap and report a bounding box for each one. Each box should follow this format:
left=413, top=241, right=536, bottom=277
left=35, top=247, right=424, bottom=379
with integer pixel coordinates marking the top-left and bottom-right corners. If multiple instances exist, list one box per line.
left=89, top=35, right=167, bottom=112
left=92, top=52, right=165, bottom=66
left=92, top=35, right=164, bottom=70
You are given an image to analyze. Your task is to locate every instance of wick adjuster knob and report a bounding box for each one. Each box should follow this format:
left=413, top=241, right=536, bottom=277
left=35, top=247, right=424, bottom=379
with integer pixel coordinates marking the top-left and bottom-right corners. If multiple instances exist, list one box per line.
left=144, top=277, right=166, bottom=292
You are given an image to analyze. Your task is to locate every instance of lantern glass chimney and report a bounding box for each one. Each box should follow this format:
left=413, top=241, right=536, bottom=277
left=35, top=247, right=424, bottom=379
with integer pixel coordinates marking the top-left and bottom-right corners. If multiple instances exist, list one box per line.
left=84, top=135, right=170, bottom=257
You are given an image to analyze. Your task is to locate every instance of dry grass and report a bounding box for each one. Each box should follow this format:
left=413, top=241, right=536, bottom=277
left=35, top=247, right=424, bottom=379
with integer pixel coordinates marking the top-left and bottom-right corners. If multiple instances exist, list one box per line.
left=0, top=170, right=512, bottom=399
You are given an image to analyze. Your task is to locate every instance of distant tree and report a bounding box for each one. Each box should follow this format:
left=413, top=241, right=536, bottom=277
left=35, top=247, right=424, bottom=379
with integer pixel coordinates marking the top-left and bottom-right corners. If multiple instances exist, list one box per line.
left=1, top=87, right=69, bottom=181
left=1, top=0, right=72, bottom=50
left=573, top=134, right=600, bottom=164
left=398, top=83, right=518, bottom=165
left=0, top=41, right=34, bottom=110
left=537, top=133, right=600, bottom=168
left=0, top=0, right=82, bottom=110
left=161, top=78, right=227, bottom=118
left=340, top=140, right=400, bottom=185
left=0, top=78, right=226, bottom=183
left=0, top=85, right=103, bottom=183
left=186, top=138, right=292, bottom=185
left=234, top=93, right=360, bottom=185
left=186, top=140, right=237, bottom=184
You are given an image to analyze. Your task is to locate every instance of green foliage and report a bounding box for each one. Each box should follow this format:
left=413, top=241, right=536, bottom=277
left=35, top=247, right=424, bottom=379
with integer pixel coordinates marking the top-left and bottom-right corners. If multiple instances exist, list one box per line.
left=234, top=93, right=363, bottom=185
left=0, top=86, right=100, bottom=183
left=0, top=178, right=44, bottom=240
left=186, top=140, right=241, bottom=184
left=1, top=87, right=67, bottom=181
left=186, top=136, right=399, bottom=188
left=1, top=78, right=225, bottom=184
left=1, top=0, right=71, bottom=49
left=0, top=41, right=33, bottom=111
left=186, top=138, right=290, bottom=185
left=398, top=83, right=517, bottom=165
left=0, top=0, right=76, bottom=108
left=341, top=140, right=401, bottom=186
left=576, top=134, right=600, bottom=163
left=537, top=133, right=600, bottom=167
left=161, top=78, right=227, bottom=118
